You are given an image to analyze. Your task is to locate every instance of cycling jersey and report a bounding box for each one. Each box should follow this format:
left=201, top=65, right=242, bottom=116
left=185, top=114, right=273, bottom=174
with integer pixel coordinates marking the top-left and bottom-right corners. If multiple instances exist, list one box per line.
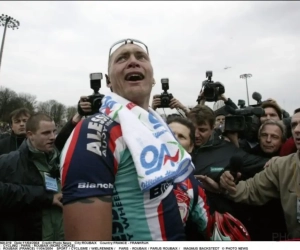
left=173, top=174, right=210, bottom=238
left=61, top=112, right=185, bottom=241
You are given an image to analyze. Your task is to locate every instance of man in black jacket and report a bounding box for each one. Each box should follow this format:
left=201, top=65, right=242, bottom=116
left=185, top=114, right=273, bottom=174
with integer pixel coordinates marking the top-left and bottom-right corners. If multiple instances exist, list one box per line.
left=0, top=108, right=31, bottom=156
left=0, top=113, right=64, bottom=240
left=0, top=98, right=92, bottom=240
left=187, top=105, right=269, bottom=236
left=187, top=105, right=268, bottom=181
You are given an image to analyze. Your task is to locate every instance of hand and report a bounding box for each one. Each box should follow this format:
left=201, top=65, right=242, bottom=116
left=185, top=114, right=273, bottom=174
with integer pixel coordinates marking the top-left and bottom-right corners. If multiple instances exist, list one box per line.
left=52, top=193, right=63, bottom=208
left=72, top=113, right=82, bottom=124
left=197, top=90, right=206, bottom=105
left=79, top=96, right=92, bottom=114
left=263, top=159, right=271, bottom=169
left=224, top=132, right=239, bottom=148
left=151, top=95, right=161, bottom=110
left=218, top=94, right=228, bottom=102
left=195, top=175, right=220, bottom=193
left=220, top=171, right=241, bottom=195
left=169, top=98, right=187, bottom=110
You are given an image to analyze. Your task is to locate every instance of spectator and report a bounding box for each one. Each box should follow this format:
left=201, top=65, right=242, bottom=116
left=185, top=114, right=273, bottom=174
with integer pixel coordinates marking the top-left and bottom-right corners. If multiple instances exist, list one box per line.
left=167, top=116, right=211, bottom=240
left=219, top=108, right=300, bottom=239
left=0, top=108, right=31, bottom=156
left=0, top=113, right=64, bottom=240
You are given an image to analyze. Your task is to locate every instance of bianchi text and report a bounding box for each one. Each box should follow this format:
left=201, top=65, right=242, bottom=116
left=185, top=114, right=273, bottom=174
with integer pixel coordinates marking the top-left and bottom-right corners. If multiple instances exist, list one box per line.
left=78, top=182, right=114, bottom=189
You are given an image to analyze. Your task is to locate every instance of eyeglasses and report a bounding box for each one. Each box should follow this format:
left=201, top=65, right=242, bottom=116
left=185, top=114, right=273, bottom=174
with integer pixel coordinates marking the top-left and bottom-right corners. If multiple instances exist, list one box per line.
left=108, top=38, right=149, bottom=58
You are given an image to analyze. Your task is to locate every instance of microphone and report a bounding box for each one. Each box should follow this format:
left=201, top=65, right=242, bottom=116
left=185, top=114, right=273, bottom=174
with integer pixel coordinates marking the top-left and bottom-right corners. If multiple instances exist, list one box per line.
left=252, top=92, right=262, bottom=104
left=229, top=155, right=243, bottom=180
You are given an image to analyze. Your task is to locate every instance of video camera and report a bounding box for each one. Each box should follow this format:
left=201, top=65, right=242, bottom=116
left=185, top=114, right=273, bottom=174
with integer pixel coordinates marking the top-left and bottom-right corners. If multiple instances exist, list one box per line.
left=224, top=106, right=265, bottom=141
left=78, top=73, right=105, bottom=116
left=237, top=100, right=246, bottom=109
left=157, top=78, right=173, bottom=108
left=197, top=71, right=225, bottom=103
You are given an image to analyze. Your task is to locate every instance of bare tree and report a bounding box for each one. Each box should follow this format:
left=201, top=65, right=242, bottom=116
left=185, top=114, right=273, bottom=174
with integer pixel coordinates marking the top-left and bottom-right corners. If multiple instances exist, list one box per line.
left=37, top=100, right=66, bottom=125
left=18, top=93, right=37, bottom=112
left=66, top=106, right=77, bottom=121
left=36, top=101, right=51, bottom=115
left=0, top=87, right=18, bottom=122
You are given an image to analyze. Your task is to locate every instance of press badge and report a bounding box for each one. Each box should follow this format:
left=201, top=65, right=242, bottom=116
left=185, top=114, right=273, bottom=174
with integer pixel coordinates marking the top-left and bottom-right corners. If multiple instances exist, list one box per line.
left=44, top=173, right=58, bottom=192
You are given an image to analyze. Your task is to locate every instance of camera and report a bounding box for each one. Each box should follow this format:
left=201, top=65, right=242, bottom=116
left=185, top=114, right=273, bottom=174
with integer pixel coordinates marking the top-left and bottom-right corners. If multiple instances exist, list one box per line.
left=157, top=78, right=173, bottom=108
left=238, top=99, right=246, bottom=109
left=224, top=106, right=265, bottom=141
left=198, top=71, right=225, bottom=102
left=78, top=73, right=105, bottom=116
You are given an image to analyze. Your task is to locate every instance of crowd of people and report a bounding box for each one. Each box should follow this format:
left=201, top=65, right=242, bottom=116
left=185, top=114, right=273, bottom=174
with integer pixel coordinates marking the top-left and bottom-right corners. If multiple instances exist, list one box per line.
left=0, top=38, right=299, bottom=241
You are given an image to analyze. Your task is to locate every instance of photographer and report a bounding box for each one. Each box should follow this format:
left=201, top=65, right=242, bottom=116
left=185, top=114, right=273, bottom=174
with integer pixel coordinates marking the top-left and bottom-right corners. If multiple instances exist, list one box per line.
left=152, top=95, right=190, bottom=116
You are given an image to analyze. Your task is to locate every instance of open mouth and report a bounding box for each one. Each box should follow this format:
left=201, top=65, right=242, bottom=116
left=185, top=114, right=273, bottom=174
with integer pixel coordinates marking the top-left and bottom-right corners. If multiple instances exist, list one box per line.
left=124, top=72, right=145, bottom=81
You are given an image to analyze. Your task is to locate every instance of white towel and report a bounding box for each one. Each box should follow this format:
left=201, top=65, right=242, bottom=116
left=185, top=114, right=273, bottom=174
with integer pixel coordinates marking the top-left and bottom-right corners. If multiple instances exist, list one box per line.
left=100, top=92, right=194, bottom=192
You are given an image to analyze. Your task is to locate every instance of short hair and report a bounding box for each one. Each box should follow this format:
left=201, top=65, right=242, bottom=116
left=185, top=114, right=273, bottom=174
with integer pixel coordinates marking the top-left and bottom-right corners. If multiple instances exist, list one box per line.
left=261, top=101, right=282, bottom=120
left=9, top=108, right=31, bottom=124
left=294, top=108, right=300, bottom=114
left=26, top=113, right=53, bottom=133
left=187, top=105, right=215, bottom=128
left=167, top=116, right=195, bottom=145
left=258, top=119, right=286, bottom=142
left=166, top=113, right=181, bottom=123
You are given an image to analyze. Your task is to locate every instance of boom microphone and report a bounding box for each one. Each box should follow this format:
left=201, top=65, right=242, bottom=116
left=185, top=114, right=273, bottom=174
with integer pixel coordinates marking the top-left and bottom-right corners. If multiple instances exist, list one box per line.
left=252, top=92, right=262, bottom=104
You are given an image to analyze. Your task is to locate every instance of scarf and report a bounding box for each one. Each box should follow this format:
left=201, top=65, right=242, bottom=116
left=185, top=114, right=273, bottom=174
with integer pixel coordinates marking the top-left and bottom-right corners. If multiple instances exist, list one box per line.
left=100, top=92, right=195, bottom=192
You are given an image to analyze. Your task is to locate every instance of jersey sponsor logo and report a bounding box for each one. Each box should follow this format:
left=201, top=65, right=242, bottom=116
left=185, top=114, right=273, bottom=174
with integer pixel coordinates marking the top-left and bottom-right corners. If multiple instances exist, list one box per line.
left=101, top=96, right=119, bottom=116
left=86, top=114, right=112, bottom=157
left=112, top=188, right=133, bottom=241
left=78, top=182, right=114, bottom=189
left=126, top=102, right=136, bottom=110
left=140, top=143, right=180, bottom=176
left=148, top=113, right=164, bottom=130
left=149, top=181, right=172, bottom=199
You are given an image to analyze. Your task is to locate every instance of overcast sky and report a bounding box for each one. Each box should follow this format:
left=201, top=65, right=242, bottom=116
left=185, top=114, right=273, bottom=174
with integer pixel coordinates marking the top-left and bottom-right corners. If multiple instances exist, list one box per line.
left=0, top=1, right=299, bottom=115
